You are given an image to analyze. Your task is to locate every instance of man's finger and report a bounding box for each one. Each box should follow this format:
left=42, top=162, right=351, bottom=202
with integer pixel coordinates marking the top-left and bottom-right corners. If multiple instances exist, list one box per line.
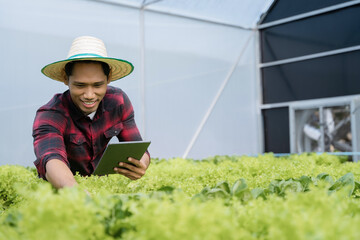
left=122, top=171, right=139, bottom=180
left=119, top=162, right=145, bottom=175
left=127, top=157, right=143, bottom=168
left=114, top=167, right=142, bottom=180
left=123, top=171, right=142, bottom=180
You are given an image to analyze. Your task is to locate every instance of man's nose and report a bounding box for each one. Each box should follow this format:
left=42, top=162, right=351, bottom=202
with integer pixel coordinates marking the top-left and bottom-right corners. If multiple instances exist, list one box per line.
left=84, top=86, right=95, bottom=99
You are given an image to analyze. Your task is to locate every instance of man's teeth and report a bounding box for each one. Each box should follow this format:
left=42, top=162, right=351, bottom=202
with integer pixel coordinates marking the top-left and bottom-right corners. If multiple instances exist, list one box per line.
left=84, top=101, right=95, bottom=105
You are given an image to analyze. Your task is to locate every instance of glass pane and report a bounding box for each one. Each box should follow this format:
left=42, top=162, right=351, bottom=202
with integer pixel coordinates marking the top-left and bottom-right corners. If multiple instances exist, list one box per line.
left=263, top=107, right=290, bottom=153
left=262, top=0, right=351, bottom=23
left=261, top=5, right=360, bottom=62
left=262, top=50, right=360, bottom=104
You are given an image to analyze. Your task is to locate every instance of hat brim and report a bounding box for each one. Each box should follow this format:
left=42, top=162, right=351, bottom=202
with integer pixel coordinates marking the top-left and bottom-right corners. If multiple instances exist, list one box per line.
left=41, top=57, right=134, bottom=82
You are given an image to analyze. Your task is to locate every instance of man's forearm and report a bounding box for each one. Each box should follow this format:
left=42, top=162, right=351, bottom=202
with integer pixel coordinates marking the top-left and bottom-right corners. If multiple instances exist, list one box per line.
left=45, top=159, right=78, bottom=189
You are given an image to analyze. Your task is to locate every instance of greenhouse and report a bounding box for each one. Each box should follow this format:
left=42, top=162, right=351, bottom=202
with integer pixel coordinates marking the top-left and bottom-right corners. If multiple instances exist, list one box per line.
left=2, top=1, right=360, bottom=239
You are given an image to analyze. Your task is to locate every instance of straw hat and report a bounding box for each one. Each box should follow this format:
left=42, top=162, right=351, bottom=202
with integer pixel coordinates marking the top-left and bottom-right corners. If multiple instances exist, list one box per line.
left=41, top=36, right=134, bottom=82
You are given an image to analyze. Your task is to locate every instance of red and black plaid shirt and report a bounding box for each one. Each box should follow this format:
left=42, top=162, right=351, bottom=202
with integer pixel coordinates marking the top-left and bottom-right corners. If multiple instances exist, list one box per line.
left=33, top=86, right=147, bottom=179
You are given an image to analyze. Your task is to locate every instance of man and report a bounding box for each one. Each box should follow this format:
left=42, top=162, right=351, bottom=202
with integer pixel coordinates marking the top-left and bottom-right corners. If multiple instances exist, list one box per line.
left=33, top=36, right=150, bottom=189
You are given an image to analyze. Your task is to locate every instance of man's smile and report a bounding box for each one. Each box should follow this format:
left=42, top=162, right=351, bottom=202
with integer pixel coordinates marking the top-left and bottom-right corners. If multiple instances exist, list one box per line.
left=81, top=100, right=97, bottom=108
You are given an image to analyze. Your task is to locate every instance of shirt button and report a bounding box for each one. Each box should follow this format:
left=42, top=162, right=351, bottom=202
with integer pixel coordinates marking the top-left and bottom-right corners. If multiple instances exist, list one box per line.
left=114, top=130, right=118, bottom=134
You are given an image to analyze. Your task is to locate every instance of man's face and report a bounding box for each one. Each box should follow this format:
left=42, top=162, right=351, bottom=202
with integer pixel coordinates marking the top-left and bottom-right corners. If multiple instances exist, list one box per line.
left=64, top=62, right=110, bottom=115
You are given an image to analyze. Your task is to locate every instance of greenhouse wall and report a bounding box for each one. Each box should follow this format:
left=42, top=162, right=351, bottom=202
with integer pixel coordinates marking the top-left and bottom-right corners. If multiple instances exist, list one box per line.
left=0, top=0, right=267, bottom=166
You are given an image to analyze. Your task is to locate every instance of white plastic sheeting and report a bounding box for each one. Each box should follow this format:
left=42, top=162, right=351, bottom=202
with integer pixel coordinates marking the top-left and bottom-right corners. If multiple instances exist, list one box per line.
left=146, top=0, right=273, bottom=29
left=0, top=0, right=143, bottom=166
left=0, top=0, right=271, bottom=166
left=143, top=11, right=260, bottom=158
left=100, top=0, right=274, bottom=28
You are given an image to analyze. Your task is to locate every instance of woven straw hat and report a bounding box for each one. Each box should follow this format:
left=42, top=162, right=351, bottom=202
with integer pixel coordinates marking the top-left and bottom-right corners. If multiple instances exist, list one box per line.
left=41, top=36, right=134, bottom=82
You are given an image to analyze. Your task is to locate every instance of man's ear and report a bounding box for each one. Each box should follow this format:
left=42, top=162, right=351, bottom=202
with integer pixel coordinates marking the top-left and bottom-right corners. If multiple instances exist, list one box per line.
left=107, top=71, right=112, bottom=84
left=64, top=77, right=69, bottom=86
left=62, top=70, right=69, bottom=86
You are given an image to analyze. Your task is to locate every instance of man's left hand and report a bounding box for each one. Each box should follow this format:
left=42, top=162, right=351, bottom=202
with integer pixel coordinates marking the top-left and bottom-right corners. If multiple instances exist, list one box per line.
left=114, top=153, right=150, bottom=180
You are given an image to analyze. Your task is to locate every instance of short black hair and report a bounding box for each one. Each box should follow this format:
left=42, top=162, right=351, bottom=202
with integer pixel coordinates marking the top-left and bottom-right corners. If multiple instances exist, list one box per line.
left=64, top=60, right=110, bottom=78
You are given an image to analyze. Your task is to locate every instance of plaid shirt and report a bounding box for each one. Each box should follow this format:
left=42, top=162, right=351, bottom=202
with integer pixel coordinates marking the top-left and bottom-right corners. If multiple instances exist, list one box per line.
left=33, top=86, right=147, bottom=179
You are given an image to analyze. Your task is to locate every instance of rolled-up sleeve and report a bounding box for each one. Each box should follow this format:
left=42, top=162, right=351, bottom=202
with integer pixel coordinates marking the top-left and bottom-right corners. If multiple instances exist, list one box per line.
left=32, top=110, right=68, bottom=179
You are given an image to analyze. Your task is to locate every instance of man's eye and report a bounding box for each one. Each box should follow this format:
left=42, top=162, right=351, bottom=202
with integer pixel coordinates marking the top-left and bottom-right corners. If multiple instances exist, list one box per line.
left=94, top=83, right=104, bottom=87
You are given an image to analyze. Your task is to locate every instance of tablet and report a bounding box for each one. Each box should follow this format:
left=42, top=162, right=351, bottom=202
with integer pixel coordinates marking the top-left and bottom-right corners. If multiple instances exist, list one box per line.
left=93, top=141, right=151, bottom=176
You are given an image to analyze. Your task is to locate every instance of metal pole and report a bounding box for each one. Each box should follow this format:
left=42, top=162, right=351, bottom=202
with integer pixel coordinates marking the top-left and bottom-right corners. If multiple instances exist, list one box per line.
left=139, top=2, right=146, bottom=138
left=319, top=107, right=325, bottom=152
left=254, top=29, right=265, bottom=153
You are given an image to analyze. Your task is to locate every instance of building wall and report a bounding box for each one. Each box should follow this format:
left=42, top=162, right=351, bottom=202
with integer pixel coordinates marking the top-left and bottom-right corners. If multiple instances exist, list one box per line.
left=259, top=1, right=360, bottom=153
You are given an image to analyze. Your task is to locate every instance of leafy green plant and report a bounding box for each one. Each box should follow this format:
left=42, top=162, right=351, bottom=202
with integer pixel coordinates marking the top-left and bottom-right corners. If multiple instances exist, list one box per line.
left=1, top=154, right=360, bottom=240
left=194, top=172, right=360, bottom=203
left=0, top=165, right=42, bottom=211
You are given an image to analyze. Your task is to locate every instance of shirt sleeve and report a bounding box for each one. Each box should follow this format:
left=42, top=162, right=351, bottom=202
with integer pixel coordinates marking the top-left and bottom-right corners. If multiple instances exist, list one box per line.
left=32, top=110, right=68, bottom=179
left=117, top=91, right=150, bottom=159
